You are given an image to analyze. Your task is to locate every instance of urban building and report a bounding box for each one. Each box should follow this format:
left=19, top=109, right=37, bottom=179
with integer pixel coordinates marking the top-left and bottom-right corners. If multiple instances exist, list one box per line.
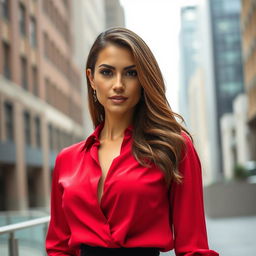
left=179, top=5, right=200, bottom=128
left=105, top=0, right=125, bottom=29
left=241, top=0, right=256, bottom=160
left=208, top=0, right=244, bottom=175
left=188, top=0, right=245, bottom=183
left=188, top=68, right=216, bottom=185
left=72, top=0, right=106, bottom=135
left=220, top=94, right=250, bottom=180
left=0, top=0, right=84, bottom=211
left=180, top=3, right=221, bottom=184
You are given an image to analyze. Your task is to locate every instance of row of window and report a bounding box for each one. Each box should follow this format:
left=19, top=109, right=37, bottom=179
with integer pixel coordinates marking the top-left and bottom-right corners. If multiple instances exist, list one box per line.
left=4, top=101, right=41, bottom=147
left=43, top=32, right=81, bottom=92
left=1, top=0, right=9, bottom=20
left=48, top=124, right=81, bottom=152
left=211, top=0, right=241, bottom=16
left=45, top=78, right=83, bottom=125
left=19, top=2, right=37, bottom=48
left=2, top=41, right=39, bottom=96
left=43, top=0, right=70, bottom=45
left=2, top=101, right=82, bottom=152
left=2, top=39, right=82, bottom=125
left=1, top=1, right=38, bottom=48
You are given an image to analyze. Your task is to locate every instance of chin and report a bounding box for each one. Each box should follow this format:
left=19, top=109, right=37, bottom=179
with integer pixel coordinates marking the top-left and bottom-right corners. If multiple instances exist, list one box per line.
left=106, top=106, right=135, bottom=115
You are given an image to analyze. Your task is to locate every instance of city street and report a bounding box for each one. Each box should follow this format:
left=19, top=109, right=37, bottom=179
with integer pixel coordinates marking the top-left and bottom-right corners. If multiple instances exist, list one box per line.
left=161, top=215, right=256, bottom=255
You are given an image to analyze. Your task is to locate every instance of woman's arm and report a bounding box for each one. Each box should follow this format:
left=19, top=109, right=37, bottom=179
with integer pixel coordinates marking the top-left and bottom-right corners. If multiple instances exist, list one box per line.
left=45, top=152, right=78, bottom=256
left=169, top=132, right=219, bottom=256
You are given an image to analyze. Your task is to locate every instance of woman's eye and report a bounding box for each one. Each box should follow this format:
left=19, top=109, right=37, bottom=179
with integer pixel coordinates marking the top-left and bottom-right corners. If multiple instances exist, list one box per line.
left=100, top=69, right=113, bottom=76
left=126, top=70, right=137, bottom=77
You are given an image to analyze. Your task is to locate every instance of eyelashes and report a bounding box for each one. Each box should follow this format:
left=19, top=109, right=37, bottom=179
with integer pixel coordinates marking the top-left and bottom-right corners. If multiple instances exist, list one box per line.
left=126, top=70, right=138, bottom=77
left=99, top=69, right=138, bottom=77
left=99, top=69, right=112, bottom=76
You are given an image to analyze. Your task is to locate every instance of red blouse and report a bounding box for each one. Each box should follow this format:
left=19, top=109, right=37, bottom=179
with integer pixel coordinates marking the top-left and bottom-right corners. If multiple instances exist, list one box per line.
left=45, top=122, right=219, bottom=256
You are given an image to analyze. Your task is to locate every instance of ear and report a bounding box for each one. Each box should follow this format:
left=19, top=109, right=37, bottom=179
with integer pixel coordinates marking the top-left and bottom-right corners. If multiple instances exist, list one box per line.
left=86, top=68, right=95, bottom=90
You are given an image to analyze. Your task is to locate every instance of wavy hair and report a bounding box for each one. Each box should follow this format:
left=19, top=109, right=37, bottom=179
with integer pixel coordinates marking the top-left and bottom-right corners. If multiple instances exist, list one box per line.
left=86, top=27, right=193, bottom=186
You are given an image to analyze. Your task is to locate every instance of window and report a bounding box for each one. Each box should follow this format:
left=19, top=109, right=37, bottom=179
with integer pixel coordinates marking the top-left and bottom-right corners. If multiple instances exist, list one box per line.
left=29, top=17, right=37, bottom=48
left=223, top=0, right=240, bottom=13
left=220, top=81, right=242, bottom=95
left=3, top=42, right=11, bottom=79
left=19, top=3, right=26, bottom=36
left=23, top=111, right=31, bottom=145
left=43, top=32, right=48, bottom=58
left=48, top=124, right=53, bottom=150
left=45, top=78, right=50, bottom=103
left=4, top=102, right=14, bottom=141
left=55, top=128, right=60, bottom=151
left=20, top=57, right=28, bottom=89
left=32, top=66, right=38, bottom=96
left=35, top=116, right=41, bottom=147
left=1, top=0, right=9, bottom=20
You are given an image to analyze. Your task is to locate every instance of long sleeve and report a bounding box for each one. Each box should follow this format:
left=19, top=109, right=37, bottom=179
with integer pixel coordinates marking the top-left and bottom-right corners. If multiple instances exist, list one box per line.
left=45, top=152, right=79, bottom=256
left=169, top=132, right=219, bottom=256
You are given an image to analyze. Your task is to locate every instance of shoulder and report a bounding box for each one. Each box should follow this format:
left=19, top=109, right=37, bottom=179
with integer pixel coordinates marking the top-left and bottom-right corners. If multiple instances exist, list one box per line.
left=180, top=130, right=193, bottom=145
left=53, top=140, right=87, bottom=178
left=56, top=140, right=86, bottom=163
left=179, top=130, right=200, bottom=166
left=180, top=130, right=194, bottom=155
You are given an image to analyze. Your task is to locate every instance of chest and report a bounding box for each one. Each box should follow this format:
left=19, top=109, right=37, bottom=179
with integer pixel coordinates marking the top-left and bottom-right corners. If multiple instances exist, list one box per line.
left=97, top=139, right=123, bottom=202
left=98, top=139, right=123, bottom=178
left=60, top=146, right=168, bottom=213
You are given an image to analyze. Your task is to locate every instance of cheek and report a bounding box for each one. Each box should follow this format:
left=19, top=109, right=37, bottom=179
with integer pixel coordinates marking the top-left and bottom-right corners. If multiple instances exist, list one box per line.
left=94, top=80, right=109, bottom=95
left=132, top=85, right=142, bottom=102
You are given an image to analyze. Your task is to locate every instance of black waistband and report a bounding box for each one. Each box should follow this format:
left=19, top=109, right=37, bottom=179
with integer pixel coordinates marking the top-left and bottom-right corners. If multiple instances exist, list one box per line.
left=80, top=244, right=160, bottom=256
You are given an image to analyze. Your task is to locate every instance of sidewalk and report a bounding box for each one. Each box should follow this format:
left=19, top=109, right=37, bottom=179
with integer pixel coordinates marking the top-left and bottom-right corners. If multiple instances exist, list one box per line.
left=206, top=215, right=256, bottom=255
left=160, top=215, right=256, bottom=255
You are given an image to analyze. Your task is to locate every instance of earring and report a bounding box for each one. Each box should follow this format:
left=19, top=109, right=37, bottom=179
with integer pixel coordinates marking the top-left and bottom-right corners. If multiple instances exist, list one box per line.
left=93, top=90, right=97, bottom=102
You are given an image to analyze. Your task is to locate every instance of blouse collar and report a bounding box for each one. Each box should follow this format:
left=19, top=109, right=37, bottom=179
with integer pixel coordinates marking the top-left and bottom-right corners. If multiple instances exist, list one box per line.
left=82, top=122, right=134, bottom=151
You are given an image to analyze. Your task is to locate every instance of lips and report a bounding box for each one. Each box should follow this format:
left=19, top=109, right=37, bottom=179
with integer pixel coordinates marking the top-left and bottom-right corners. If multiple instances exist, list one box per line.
left=109, top=96, right=128, bottom=100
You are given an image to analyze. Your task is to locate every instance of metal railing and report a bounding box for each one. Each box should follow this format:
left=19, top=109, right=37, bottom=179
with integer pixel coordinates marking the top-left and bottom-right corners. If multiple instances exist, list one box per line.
left=0, top=216, right=50, bottom=256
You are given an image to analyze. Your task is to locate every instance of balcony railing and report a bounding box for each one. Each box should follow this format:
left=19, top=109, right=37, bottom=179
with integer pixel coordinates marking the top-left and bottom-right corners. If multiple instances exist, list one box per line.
left=0, top=216, right=50, bottom=256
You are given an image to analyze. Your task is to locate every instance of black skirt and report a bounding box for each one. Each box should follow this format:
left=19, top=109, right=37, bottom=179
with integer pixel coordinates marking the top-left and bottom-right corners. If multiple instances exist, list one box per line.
left=80, top=244, right=160, bottom=256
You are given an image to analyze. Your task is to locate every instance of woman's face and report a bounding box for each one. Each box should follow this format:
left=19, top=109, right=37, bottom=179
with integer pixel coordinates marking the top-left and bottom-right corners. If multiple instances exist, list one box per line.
left=87, top=44, right=142, bottom=118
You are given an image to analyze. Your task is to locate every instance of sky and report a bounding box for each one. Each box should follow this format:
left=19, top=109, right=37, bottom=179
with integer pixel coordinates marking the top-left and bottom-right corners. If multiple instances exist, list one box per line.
left=120, top=0, right=197, bottom=112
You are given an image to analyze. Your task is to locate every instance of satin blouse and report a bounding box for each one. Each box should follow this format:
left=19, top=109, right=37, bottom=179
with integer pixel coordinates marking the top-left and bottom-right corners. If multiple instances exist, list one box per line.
left=45, top=122, right=219, bottom=256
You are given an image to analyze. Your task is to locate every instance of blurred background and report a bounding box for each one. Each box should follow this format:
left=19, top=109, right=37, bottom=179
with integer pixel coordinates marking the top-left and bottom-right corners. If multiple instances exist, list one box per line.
left=0, top=0, right=255, bottom=255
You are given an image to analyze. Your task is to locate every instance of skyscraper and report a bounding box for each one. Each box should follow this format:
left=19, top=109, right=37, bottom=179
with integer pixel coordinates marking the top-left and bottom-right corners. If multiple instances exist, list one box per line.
left=179, top=6, right=200, bottom=127
left=209, top=0, right=244, bottom=117
left=208, top=0, right=244, bottom=174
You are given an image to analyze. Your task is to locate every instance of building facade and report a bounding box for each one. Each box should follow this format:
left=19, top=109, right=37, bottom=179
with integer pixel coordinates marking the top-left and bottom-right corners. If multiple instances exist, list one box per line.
left=72, top=0, right=106, bottom=135
left=208, top=0, right=244, bottom=174
left=105, top=0, right=125, bottom=29
left=241, top=0, right=256, bottom=160
left=0, top=0, right=84, bottom=211
left=188, top=68, right=214, bottom=185
left=179, top=6, right=200, bottom=127
left=180, top=3, right=221, bottom=184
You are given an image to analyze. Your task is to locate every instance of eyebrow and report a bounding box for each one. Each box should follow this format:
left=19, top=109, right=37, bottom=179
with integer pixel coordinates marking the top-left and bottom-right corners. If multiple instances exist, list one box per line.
left=98, top=64, right=136, bottom=70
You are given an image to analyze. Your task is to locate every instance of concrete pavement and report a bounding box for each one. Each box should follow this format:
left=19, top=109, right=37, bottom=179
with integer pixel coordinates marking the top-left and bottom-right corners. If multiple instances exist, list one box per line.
left=160, top=216, right=256, bottom=255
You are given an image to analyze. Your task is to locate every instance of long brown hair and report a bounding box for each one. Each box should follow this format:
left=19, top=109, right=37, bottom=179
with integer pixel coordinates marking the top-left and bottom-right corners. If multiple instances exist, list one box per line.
left=86, top=27, right=193, bottom=187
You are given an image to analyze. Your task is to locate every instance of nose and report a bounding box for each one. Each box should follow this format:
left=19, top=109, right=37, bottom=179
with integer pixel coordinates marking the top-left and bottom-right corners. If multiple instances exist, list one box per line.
left=113, top=74, right=124, bottom=91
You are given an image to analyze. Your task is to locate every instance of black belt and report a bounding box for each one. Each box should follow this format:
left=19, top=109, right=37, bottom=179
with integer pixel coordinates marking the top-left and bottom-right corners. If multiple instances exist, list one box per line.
left=80, top=244, right=160, bottom=256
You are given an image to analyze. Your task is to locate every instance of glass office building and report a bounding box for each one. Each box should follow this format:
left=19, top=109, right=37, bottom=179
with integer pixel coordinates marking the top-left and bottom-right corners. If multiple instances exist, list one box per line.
left=210, top=0, right=244, bottom=118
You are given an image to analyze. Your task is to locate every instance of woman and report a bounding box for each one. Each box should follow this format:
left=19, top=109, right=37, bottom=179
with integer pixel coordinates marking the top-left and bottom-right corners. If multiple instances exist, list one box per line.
left=45, top=27, right=219, bottom=256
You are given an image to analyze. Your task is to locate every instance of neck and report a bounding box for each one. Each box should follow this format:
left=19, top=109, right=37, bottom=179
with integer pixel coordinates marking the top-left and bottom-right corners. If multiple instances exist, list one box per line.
left=100, top=111, right=133, bottom=141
